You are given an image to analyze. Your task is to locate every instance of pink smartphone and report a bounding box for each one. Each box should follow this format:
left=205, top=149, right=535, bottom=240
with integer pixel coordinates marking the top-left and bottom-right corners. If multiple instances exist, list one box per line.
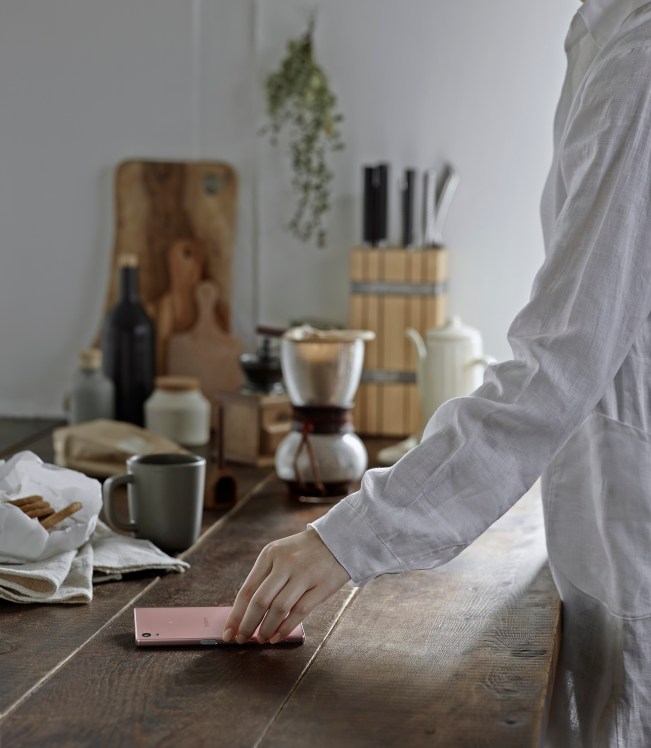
left=133, top=606, right=305, bottom=647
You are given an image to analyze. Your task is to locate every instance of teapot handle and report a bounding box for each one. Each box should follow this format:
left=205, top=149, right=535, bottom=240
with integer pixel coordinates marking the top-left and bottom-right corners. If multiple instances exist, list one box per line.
left=405, top=327, right=427, bottom=360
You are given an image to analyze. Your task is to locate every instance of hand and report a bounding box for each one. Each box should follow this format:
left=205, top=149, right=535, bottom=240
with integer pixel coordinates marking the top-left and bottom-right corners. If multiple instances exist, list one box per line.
left=223, top=527, right=351, bottom=644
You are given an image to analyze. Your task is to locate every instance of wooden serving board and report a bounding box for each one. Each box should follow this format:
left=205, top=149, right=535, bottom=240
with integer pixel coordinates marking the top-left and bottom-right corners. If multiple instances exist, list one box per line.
left=167, top=281, right=244, bottom=395
left=102, top=160, right=238, bottom=371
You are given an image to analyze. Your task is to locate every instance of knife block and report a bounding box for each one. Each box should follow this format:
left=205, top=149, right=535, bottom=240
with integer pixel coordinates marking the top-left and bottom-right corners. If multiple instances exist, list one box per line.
left=349, top=247, right=448, bottom=437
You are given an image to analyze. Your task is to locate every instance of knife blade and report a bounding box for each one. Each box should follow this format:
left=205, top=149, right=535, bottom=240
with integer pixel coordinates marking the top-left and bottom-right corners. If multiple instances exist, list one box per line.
left=401, top=168, right=416, bottom=248
left=432, top=166, right=460, bottom=247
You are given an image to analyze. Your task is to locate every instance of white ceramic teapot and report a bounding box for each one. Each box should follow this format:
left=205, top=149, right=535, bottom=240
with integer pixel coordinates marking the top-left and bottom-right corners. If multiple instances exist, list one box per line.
left=405, top=316, right=495, bottom=429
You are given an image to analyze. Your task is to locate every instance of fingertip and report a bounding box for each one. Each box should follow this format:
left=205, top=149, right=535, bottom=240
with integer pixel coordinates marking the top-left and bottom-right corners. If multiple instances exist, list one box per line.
left=223, top=627, right=235, bottom=643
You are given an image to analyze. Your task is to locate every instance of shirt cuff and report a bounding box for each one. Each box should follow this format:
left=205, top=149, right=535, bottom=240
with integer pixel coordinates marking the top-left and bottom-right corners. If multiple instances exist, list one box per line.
left=309, top=500, right=403, bottom=586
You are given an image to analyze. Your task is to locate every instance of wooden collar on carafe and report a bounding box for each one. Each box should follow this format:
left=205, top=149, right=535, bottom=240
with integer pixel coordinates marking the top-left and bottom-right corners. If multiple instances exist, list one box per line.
left=291, top=405, right=354, bottom=434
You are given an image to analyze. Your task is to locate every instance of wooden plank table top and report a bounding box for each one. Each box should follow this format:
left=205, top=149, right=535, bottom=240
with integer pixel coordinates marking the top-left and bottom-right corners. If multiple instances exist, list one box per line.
left=0, top=419, right=560, bottom=747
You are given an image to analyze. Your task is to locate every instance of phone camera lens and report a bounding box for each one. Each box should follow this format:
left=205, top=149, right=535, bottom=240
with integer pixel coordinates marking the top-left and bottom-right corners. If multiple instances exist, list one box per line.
left=142, top=632, right=151, bottom=638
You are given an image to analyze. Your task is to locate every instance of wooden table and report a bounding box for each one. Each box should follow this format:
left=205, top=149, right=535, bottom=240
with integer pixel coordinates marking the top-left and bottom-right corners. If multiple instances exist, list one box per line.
left=0, top=419, right=560, bottom=747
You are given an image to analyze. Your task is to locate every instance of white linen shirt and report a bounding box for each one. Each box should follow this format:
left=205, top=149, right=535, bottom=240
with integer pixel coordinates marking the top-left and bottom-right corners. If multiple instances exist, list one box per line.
left=312, top=1, right=651, bottom=744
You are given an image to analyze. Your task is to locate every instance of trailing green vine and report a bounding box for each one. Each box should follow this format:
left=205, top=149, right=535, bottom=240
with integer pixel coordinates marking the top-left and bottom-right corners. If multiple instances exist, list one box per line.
left=261, top=17, right=344, bottom=248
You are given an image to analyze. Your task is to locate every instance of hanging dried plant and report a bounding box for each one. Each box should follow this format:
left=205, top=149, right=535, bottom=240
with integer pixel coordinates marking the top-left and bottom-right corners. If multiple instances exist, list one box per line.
left=261, top=16, right=344, bottom=248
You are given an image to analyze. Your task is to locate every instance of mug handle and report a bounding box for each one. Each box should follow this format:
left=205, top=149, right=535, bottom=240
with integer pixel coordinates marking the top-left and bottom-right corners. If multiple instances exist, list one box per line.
left=102, top=473, right=137, bottom=532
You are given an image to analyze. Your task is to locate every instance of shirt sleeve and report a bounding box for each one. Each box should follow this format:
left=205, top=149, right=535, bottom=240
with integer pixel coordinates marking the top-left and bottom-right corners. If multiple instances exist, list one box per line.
left=310, top=44, right=651, bottom=586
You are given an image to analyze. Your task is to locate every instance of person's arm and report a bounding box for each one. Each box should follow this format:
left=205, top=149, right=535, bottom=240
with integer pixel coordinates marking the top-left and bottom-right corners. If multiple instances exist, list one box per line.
left=224, top=44, right=651, bottom=644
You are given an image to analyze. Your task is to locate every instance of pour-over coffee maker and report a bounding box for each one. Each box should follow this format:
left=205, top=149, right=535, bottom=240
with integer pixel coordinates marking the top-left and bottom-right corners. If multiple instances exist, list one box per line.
left=274, top=326, right=375, bottom=502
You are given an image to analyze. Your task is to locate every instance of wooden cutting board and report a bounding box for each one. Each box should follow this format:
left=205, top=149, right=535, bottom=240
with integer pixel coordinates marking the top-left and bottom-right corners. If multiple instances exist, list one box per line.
left=167, top=281, right=244, bottom=395
left=102, top=160, right=238, bottom=369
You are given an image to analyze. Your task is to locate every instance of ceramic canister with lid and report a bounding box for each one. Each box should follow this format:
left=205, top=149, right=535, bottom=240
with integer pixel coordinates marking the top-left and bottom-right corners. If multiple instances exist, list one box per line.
left=144, top=376, right=211, bottom=447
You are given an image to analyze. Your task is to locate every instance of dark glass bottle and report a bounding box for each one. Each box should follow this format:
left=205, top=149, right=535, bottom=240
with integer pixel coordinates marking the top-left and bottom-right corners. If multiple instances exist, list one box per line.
left=101, top=255, right=155, bottom=426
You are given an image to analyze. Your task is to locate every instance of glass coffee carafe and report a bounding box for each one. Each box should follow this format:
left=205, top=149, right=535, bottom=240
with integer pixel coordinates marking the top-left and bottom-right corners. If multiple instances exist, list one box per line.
left=275, top=326, right=374, bottom=502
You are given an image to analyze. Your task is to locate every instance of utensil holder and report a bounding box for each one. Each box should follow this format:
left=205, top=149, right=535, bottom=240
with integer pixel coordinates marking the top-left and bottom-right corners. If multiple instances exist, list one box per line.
left=349, top=247, right=448, bottom=436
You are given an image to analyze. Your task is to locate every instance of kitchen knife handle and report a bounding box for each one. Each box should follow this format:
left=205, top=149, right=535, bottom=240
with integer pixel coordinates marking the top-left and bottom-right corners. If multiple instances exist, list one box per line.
left=401, top=169, right=416, bottom=248
left=377, top=163, right=389, bottom=245
left=363, top=166, right=377, bottom=246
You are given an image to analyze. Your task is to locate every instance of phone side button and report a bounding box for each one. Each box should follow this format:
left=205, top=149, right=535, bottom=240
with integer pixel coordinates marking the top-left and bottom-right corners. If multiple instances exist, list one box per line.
left=199, top=639, right=219, bottom=646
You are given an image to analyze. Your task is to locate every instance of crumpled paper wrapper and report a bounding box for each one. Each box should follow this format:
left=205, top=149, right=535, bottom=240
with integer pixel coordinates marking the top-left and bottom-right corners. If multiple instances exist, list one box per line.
left=52, top=419, right=188, bottom=478
left=0, top=451, right=102, bottom=563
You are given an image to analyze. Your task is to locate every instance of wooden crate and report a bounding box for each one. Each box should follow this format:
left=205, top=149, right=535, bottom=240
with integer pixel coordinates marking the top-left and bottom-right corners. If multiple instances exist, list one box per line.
left=349, top=247, right=448, bottom=437
left=216, top=390, right=292, bottom=467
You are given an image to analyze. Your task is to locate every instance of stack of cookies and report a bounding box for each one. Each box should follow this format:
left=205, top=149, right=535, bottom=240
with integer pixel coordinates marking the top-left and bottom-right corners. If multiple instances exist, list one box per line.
left=7, top=495, right=82, bottom=530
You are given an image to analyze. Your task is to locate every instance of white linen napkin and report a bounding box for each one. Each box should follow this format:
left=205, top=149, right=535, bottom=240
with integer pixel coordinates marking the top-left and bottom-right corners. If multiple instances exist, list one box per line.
left=0, top=522, right=189, bottom=603
left=91, top=521, right=189, bottom=581
left=0, top=547, right=88, bottom=603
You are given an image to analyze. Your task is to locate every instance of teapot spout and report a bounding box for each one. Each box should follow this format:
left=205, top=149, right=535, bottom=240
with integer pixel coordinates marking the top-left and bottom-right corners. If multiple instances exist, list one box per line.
left=405, top=327, right=427, bottom=386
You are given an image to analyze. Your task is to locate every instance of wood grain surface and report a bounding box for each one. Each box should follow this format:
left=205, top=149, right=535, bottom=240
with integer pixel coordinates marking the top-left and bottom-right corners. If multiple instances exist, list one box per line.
left=0, top=475, right=354, bottom=747
left=0, top=421, right=560, bottom=747
left=167, top=280, right=244, bottom=394
left=110, top=160, right=237, bottom=309
left=0, top=423, right=273, bottom=718
left=0, top=576, right=157, bottom=716
left=103, top=160, right=239, bottom=377
left=349, top=247, right=448, bottom=437
left=262, top=488, right=559, bottom=748
left=0, top=418, right=62, bottom=458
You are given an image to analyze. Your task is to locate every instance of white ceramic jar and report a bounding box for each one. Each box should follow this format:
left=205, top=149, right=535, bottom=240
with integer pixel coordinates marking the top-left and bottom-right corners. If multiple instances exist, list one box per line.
left=144, top=376, right=211, bottom=446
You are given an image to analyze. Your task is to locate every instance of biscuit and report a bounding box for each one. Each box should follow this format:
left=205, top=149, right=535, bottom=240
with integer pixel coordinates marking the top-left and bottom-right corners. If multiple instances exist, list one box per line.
left=25, top=505, right=55, bottom=519
left=40, top=502, right=83, bottom=530
left=13, top=502, right=46, bottom=513
left=8, top=495, right=44, bottom=507
left=8, top=497, right=55, bottom=520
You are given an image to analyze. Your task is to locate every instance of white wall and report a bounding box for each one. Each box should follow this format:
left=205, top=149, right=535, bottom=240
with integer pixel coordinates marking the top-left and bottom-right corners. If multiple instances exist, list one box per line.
left=0, top=0, right=574, bottom=416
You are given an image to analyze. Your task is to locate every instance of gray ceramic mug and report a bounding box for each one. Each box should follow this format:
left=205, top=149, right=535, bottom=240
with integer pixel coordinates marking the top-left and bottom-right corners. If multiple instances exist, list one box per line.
left=102, top=453, right=206, bottom=552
